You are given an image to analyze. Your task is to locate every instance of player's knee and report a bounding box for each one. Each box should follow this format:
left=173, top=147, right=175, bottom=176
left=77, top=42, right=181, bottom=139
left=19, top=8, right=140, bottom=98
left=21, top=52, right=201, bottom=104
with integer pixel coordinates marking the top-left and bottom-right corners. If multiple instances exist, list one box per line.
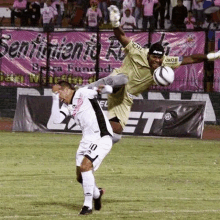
left=117, top=73, right=129, bottom=85
left=104, top=74, right=128, bottom=87
left=87, top=78, right=105, bottom=89
left=80, top=164, right=89, bottom=172
left=88, top=74, right=128, bottom=89
left=80, top=156, right=93, bottom=172
left=109, top=120, right=123, bottom=134
left=112, top=132, right=122, bottom=144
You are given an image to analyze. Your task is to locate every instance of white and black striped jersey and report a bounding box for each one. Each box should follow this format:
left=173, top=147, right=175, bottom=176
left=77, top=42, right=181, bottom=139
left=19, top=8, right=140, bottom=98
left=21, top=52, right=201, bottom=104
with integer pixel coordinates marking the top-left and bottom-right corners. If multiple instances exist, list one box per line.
left=51, top=87, right=113, bottom=142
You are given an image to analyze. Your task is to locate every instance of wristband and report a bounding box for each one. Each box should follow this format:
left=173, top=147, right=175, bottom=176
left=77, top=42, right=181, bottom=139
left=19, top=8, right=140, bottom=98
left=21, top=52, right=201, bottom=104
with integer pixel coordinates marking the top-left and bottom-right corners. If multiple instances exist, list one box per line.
left=207, top=51, right=220, bottom=61
left=102, top=85, right=113, bottom=94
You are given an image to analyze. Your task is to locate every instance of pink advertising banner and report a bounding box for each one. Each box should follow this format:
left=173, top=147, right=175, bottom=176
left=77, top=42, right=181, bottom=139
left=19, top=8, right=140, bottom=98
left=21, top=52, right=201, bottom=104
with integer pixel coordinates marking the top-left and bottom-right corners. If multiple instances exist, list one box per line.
left=151, top=32, right=205, bottom=91
left=0, top=30, right=100, bottom=86
left=214, top=31, right=220, bottom=92
left=0, top=30, right=47, bottom=86
left=0, top=30, right=205, bottom=91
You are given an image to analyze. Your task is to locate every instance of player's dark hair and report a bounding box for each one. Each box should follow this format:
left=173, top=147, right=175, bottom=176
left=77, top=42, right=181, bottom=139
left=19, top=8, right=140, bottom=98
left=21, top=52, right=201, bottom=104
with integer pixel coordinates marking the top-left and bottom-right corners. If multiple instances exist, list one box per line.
left=57, top=81, right=73, bottom=90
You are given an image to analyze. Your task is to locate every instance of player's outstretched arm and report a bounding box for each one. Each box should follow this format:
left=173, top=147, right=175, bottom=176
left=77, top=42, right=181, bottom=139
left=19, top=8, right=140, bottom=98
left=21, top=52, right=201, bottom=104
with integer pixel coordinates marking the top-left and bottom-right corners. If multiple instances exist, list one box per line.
left=108, top=5, right=131, bottom=48
left=48, top=85, right=66, bottom=124
left=113, top=26, right=131, bottom=48
left=181, top=54, right=207, bottom=65
left=181, top=50, right=220, bottom=65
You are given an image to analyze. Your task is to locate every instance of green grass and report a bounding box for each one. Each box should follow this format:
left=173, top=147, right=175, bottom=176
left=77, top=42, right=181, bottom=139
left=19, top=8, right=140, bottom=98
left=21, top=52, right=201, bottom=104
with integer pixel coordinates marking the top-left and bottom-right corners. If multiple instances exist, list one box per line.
left=0, top=132, right=220, bottom=219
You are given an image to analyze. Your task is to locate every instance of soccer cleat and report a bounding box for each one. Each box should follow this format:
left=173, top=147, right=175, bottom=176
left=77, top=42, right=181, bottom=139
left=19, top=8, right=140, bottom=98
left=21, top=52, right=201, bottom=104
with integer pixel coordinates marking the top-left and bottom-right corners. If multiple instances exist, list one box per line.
left=79, top=206, right=92, bottom=215
left=94, top=188, right=105, bottom=210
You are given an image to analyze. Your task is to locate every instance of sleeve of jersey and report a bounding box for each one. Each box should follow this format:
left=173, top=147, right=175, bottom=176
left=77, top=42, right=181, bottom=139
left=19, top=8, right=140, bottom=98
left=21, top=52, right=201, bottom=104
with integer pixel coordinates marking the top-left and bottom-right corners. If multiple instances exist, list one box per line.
left=163, top=56, right=183, bottom=69
left=50, top=93, right=66, bottom=124
left=80, top=88, right=98, bottom=99
left=123, top=41, right=143, bottom=55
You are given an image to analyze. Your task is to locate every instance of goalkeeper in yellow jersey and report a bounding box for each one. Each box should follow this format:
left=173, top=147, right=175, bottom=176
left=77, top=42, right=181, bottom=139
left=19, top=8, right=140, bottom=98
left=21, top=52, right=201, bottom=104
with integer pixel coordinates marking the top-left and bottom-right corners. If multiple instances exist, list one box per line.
left=88, top=5, right=220, bottom=144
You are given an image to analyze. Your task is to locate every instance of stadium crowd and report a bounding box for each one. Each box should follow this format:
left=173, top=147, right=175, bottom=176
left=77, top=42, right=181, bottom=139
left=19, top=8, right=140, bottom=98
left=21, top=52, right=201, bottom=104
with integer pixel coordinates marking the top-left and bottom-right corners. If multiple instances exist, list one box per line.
left=6, top=0, right=220, bottom=30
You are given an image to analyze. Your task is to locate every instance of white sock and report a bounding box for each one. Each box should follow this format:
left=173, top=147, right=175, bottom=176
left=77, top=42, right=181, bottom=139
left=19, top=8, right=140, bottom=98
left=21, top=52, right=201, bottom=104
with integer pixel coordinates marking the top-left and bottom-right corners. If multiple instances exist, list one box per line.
left=93, top=184, right=100, bottom=199
left=81, top=170, right=95, bottom=209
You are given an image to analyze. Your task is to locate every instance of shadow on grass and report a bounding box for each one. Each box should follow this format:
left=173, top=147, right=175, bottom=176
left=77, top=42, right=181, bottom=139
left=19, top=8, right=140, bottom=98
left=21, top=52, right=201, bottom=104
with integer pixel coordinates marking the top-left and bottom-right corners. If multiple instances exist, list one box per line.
left=32, top=201, right=81, bottom=211
left=32, top=198, right=143, bottom=211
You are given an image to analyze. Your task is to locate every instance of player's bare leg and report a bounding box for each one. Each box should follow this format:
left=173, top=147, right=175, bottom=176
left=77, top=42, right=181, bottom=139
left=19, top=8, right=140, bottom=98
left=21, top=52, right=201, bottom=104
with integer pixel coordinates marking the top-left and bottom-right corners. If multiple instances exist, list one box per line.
left=109, top=118, right=123, bottom=144
left=109, top=121, right=123, bottom=134
left=77, top=157, right=104, bottom=215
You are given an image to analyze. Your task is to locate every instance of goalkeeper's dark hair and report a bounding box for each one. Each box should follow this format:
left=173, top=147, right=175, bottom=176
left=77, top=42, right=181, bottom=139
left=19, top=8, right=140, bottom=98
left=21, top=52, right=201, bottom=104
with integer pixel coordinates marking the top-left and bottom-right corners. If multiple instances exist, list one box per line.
left=57, top=81, right=74, bottom=90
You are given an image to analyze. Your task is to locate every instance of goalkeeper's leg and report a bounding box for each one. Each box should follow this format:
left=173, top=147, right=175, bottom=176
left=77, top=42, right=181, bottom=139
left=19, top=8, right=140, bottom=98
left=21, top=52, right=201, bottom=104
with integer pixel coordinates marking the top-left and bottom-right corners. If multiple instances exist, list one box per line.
left=87, top=74, right=128, bottom=92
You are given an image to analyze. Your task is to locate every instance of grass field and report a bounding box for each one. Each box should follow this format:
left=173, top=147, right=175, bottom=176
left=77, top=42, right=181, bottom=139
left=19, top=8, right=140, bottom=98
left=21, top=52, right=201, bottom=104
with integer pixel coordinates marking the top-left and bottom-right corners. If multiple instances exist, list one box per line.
left=0, top=132, right=220, bottom=219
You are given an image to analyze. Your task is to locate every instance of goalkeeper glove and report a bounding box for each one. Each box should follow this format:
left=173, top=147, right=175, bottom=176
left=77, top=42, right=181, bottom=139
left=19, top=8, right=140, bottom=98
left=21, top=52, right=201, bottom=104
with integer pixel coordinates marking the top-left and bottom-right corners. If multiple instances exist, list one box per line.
left=207, top=50, right=220, bottom=61
left=108, top=5, right=120, bottom=28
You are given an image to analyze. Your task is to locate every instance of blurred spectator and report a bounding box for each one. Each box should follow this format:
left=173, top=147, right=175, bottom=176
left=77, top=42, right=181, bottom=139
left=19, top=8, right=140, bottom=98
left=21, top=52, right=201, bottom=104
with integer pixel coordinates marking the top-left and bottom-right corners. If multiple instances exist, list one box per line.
left=29, top=0, right=41, bottom=26
left=170, top=0, right=177, bottom=19
left=86, top=0, right=102, bottom=31
left=40, top=0, right=47, bottom=8
left=66, top=1, right=78, bottom=21
left=81, top=0, right=91, bottom=18
left=203, top=0, right=214, bottom=8
left=110, top=0, right=122, bottom=9
left=192, top=0, right=205, bottom=29
left=183, top=0, right=192, bottom=10
left=214, top=0, right=220, bottom=6
left=165, top=0, right=171, bottom=19
left=23, top=0, right=31, bottom=25
left=52, top=0, right=65, bottom=27
left=134, top=0, right=142, bottom=29
left=142, top=0, right=160, bottom=31
left=213, top=0, right=220, bottom=28
left=121, top=7, right=136, bottom=30
left=184, top=10, right=196, bottom=29
left=9, top=0, right=28, bottom=26
left=170, top=0, right=187, bottom=30
left=122, top=0, right=135, bottom=16
left=40, top=0, right=58, bottom=31
left=67, top=1, right=84, bottom=27
left=154, top=0, right=165, bottom=29
left=99, top=0, right=109, bottom=24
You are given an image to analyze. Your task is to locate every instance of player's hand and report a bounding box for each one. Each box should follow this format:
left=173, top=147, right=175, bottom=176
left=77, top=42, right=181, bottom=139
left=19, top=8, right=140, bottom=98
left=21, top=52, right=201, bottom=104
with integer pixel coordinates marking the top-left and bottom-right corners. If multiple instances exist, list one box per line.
left=95, top=85, right=104, bottom=94
left=97, top=85, right=113, bottom=94
left=108, top=5, right=120, bottom=28
left=207, top=50, right=220, bottom=61
left=52, top=84, right=61, bottom=94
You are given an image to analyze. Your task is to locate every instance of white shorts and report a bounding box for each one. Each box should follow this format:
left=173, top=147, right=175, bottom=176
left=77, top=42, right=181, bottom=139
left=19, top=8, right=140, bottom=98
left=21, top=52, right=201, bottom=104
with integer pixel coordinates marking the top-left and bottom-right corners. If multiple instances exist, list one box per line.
left=76, top=135, right=112, bottom=171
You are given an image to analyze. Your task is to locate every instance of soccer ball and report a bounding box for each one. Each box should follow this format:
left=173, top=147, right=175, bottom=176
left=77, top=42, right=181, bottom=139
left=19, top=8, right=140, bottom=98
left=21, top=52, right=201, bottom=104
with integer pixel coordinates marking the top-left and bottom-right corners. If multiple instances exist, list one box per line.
left=153, top=66, right=175, bottom=86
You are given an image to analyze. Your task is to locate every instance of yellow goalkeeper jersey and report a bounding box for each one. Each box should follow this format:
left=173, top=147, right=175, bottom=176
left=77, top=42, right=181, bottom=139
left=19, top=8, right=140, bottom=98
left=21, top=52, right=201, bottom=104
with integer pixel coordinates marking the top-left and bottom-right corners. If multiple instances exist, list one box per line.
left=110, top=40, right=182, bottom=96
left=107, top=40, right=182, bottom=127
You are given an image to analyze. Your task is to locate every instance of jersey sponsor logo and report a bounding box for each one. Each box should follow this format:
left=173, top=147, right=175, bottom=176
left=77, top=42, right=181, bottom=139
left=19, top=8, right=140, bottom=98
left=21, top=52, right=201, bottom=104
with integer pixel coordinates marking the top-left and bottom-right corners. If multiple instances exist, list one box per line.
left=132, top=42, right=142, bottom=50
left=72, top=95, right=83, bottom=117
left=164, top=57, right=179, bottom=63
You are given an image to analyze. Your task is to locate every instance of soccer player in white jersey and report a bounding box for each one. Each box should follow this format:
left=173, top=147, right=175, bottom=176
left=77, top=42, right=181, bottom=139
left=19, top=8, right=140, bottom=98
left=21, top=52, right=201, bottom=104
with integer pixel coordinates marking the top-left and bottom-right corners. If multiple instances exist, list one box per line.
left=87, top=5, right=220, bottom=144
left=50, top=81, right=113, bottom=215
